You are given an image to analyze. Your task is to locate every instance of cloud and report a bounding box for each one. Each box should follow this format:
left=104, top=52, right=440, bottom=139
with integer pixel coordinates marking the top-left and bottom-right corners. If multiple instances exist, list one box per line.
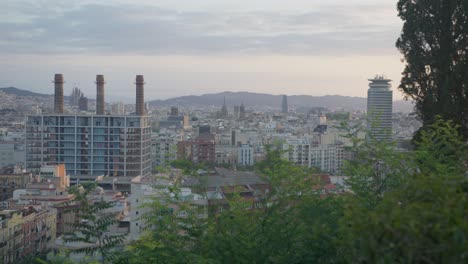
left=1, top=1, right=401, bottom=56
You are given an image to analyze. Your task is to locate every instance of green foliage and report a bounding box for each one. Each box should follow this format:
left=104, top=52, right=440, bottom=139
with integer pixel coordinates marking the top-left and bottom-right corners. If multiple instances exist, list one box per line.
left=396, top=0, right=468, bottom=140
left=122, top=146, right=343, bottom=263
left=343, top=136, right=408, bottom=209
left=414, top=117, right=467, bottom=175
left=339, top=119, right=468, bottom=263
left=326, top=112, right=350, bottom=121
left=125, top=181, right=208, bottom=264
left=170, top=159, right=208, bottom=175
left=61, top=183, right=126, bottom=263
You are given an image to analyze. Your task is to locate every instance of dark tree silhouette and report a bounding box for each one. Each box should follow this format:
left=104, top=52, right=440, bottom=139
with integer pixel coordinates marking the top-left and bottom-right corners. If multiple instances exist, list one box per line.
left=396, top=0, right=468, bottom=141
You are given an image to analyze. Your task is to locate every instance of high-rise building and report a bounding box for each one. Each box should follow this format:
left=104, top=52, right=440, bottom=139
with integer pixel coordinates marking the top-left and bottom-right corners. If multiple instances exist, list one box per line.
left=282, top=95, right=288, bottom=114
left=367, top=75, right=393, bottom=141
left=239, top=102, right=246, bottom=119
left=26, top=74, right=152, bottom=178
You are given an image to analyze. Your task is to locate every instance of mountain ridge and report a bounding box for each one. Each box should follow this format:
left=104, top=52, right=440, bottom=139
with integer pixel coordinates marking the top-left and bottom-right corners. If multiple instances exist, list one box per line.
left=0, top=87, right=414, bottom=112
left=0, top=87, right=52, bottom=97
left=149, top=91, right=413, bottom=112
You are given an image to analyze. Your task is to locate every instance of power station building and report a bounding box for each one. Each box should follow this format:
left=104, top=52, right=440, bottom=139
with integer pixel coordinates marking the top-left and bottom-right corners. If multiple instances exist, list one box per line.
left=26, top=74, right=151, bottom=178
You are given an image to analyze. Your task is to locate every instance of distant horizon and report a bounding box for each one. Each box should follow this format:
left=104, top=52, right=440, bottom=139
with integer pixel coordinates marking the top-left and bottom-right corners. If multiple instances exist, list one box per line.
left=1, top=86, right=410, bottom=104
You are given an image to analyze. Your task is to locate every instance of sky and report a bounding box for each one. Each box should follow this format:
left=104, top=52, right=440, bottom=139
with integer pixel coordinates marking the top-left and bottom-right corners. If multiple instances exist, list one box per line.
left=0, top=0, right=405, bottom=102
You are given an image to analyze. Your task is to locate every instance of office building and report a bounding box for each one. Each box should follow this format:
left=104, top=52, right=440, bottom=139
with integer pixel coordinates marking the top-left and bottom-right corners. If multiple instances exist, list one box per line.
left=25, top=74, right=152, bottom=178
left=282, top=95, right=288, bottom=114
left=239, top=102, right=246, bottom=119
left=367, top=75, right=393, bottom=141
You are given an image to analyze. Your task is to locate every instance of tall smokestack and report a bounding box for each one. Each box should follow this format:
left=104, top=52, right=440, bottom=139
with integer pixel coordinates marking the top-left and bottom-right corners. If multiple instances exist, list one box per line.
left=54, top=74, right=64, bottom=114
left=135, top=75, right=145, bottom=116
left=96, top=74, right=105, bottom=115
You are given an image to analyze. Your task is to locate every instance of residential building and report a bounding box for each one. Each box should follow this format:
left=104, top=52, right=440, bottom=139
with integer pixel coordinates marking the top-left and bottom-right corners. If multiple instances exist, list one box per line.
left=151, top=132, right=178, bottom=168
left=309, top=145, right=344, bottom=174
left=0, top=166, right=31, bottom=202
left=0, top=143, right=25, bottom=169
left=191, top=135, right=216, bottom=164
left=0, top=207, right=56, bottom=264
left=282, top=139, right=311, bottom=167
left=237, top=144, right=254, bottom=166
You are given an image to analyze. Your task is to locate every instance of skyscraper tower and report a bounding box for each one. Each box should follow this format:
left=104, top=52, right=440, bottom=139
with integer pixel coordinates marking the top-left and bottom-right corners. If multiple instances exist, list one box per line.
left=53, top=74, right=64, bottom=114
left=282, top=95, right=288, bottom=114
left=239, top=102, right=246, bottom=119
left=367, top=75, right=393, bottom=141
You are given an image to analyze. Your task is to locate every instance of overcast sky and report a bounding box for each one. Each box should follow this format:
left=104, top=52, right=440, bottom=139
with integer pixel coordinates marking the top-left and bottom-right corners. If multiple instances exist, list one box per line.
left=1, top=0, right=404, bottom=102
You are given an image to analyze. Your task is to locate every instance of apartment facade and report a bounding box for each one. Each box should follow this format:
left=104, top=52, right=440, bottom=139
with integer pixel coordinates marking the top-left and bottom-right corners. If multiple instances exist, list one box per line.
left=26, top=114, right=152, bottom=178
left=151, top=132, right=178, bottom=168
left=0, top=207, right=56, bottom=264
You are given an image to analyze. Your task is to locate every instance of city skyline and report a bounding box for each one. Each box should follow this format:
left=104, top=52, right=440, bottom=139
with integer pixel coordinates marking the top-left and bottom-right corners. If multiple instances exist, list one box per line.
left=1, top=0, right=403, bottom=102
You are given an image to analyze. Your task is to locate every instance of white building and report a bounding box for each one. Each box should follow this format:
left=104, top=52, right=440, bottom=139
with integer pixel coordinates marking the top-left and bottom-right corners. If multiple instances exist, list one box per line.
left=237, top=144, right=254, bottom=166
left=310, top=145, right=344, bottom=174
left=282, top=139, right=345, bottom=174
left=129, top=173, right=207, bottom=240
left=282, top=139, right=311, bottom=167
left=151, top=132, right=178, bottom=168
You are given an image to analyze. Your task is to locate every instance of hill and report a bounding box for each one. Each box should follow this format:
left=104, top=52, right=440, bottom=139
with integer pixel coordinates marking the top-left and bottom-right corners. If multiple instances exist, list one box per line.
left=0, top=87, right=51, bottom=97
left=149, top=91, right=414, bottom=112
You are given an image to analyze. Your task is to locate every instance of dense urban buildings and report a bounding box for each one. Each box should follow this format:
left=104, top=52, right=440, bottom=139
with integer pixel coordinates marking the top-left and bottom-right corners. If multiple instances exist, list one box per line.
left=367, top=75, right=393, bottom=141
left=0, top=71, right=421, bottom=262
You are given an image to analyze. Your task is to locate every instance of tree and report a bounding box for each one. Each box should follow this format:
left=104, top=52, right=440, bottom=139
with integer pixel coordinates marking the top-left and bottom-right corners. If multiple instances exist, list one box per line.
left=122, top=147, right=344, bottom=263
left=396, top=0, right=468, bottom=140
left=62, top=183, right=126, bottom=263
left=339, top=119, right=468, bottom=263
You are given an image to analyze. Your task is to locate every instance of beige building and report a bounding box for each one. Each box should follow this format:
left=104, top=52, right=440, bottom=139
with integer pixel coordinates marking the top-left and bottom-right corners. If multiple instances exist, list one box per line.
left=0, top=207, right=56, bottom=264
